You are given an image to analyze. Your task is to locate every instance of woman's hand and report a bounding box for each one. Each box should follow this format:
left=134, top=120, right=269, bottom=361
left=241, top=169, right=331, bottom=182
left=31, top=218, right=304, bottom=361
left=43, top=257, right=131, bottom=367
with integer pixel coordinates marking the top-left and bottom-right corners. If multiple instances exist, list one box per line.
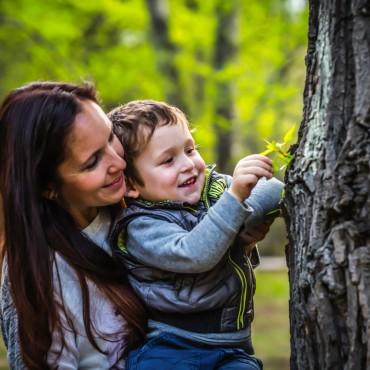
left=235, top=221, right=272, bottom=255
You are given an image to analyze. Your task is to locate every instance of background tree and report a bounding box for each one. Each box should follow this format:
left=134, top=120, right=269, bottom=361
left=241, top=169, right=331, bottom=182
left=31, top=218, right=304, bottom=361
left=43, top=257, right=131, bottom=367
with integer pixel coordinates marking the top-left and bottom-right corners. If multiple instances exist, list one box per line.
left=284, top=0, right=370, bottom=368
left=212, top=1, right=238, bottom=172
left=145, top=0, right=185, bottom=110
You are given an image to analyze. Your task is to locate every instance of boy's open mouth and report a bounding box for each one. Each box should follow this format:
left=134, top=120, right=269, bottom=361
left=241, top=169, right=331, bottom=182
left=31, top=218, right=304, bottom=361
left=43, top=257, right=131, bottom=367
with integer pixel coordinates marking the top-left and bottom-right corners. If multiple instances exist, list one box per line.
left=179, top=176, right=197, bottom=187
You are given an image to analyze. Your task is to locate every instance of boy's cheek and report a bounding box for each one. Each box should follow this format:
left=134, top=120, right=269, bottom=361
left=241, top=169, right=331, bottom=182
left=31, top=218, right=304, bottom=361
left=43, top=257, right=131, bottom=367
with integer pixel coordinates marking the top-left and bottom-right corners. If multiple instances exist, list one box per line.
left=197, top=157, right=207, bottom=171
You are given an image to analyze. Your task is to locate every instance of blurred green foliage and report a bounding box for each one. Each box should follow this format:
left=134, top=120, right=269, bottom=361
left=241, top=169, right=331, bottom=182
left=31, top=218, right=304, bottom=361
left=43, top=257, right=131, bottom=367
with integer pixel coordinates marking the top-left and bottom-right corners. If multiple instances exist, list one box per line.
left=253, top=269, right=290, bottom=370
left=0, top=0, right=307, bottom=254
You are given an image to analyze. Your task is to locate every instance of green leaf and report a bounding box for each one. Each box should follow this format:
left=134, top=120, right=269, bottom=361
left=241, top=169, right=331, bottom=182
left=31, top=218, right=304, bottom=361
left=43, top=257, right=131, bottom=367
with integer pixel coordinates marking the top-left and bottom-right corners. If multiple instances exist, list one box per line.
left=260, top=148, right=274, bottom=156
left=283, top=125, right=297, bottom=144
left=275, top=142, right=286, bottom=150
left=272, top=161, right=280, bottom=173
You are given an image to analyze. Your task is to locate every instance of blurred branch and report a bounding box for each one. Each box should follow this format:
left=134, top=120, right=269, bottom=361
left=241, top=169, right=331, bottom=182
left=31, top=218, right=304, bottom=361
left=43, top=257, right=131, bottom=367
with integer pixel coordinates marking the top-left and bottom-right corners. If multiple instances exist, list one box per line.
left=145, top=0, right=185, bottom=111
left=213, top=1, right=238, bottom=172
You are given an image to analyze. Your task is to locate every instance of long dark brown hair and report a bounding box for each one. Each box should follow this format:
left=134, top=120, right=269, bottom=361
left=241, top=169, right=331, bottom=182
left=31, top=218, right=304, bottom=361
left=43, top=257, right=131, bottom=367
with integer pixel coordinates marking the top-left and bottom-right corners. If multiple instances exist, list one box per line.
left=0, top=82, right=147, bottom=369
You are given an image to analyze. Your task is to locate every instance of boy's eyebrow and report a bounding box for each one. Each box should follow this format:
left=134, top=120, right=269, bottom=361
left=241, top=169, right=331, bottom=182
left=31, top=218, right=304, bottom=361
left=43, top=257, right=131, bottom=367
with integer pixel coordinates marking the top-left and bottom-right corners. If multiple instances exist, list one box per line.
left=156, top=138, right=195, bottom=156
left=155, top=146, right=175, bottom=157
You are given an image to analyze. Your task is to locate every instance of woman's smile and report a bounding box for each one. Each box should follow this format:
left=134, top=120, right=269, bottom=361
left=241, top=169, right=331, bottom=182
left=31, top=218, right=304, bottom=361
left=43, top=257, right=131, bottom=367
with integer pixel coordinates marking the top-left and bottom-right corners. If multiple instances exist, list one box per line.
left=103, top=173, right=124, bottom=189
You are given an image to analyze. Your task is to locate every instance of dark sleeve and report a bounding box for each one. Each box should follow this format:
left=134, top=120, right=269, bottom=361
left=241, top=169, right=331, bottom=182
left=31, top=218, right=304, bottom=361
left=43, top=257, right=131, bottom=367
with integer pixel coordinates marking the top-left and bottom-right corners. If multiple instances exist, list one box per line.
left=248, top=245, right=261, bottom=269
left=0, top=261, right=28, bottom=369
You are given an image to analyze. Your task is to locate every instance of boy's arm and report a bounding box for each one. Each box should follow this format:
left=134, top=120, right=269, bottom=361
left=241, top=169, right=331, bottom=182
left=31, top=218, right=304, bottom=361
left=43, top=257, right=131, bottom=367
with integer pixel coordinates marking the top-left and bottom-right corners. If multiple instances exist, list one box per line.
left=244, top=177, right=284, bottom=228
left=224, top=173, right=283, bottom=264
left=225, top=173, right=284, bottom=228
left=126, top=191, right=253, bottom=274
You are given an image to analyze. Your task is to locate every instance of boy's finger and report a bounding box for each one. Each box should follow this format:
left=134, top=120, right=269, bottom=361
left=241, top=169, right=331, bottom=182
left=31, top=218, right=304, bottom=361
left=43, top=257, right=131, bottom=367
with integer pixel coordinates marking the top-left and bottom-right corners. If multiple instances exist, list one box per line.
left=236, top=159, right=273, bottom=171
left=239, top=154, right=273, bottom=164
left=237, top=166, right=273, bottom=178
left=236, top=173, right=260, bottom=186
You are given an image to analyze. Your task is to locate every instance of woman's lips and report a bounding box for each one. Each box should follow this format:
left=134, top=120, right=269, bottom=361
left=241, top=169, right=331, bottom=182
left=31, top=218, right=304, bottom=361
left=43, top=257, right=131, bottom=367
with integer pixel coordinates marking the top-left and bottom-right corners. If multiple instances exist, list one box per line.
left=104, top=174, right=124, bottom=189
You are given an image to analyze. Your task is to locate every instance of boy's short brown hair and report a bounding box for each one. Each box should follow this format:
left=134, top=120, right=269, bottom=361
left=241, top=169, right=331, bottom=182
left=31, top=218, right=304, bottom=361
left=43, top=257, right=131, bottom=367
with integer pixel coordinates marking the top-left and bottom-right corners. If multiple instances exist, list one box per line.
left=108, top=100, right=189, bottom=186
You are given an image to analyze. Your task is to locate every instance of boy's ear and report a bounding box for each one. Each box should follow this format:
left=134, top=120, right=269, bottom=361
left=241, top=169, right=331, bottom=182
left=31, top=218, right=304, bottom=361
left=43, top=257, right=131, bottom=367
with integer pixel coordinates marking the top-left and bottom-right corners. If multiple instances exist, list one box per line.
left=125, top=182, right=141, bottom=199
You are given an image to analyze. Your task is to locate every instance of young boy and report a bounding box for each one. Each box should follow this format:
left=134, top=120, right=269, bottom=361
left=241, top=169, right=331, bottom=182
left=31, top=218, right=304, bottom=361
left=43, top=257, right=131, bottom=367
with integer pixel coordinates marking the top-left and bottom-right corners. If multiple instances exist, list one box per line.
left=109, top=100, right=283, bottom=370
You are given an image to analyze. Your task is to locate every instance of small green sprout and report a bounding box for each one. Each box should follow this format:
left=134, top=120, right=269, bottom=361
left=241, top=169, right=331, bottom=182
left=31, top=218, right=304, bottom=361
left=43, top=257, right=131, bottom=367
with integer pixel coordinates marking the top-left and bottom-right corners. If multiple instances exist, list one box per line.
left=260, top=125, right=296, bottom=173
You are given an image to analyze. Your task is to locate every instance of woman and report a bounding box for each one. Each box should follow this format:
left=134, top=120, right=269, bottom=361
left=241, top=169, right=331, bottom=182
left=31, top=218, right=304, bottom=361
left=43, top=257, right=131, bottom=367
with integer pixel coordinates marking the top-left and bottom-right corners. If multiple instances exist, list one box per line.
left=0, top=82, right=147, bottom=369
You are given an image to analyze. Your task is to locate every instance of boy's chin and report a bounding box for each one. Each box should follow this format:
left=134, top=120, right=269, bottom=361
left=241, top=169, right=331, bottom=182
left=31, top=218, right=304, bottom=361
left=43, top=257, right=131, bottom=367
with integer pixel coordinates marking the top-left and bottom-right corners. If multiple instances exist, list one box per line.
left=182, top=194, right=201, bottom=205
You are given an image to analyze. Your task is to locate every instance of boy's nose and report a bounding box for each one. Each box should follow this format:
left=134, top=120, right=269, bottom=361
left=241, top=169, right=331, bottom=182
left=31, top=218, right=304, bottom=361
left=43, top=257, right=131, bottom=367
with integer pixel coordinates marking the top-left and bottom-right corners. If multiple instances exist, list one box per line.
left=180, top=155, right=195, bottom=172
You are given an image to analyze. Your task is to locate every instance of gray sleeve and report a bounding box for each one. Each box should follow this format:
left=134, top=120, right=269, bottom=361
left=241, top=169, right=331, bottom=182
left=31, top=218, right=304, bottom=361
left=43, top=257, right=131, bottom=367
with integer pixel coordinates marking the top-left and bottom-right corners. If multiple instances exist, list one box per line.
left=126, top=191, right=252, bottom=274
left=222, top=175, right=284, bottom=227
left=0, top=262, right=27, bottom=369
left=244, top=177, right=284, bottom=228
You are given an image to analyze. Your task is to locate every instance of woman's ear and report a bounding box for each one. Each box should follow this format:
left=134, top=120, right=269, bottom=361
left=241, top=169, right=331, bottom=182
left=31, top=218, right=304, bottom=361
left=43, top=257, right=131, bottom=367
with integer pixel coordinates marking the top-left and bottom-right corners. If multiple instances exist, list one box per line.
left=42, top=187, right=59, bottom=201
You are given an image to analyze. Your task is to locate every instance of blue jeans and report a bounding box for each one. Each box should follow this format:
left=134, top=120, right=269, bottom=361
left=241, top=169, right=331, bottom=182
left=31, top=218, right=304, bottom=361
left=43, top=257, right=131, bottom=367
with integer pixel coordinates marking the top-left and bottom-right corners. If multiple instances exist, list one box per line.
left=127, top=333, right=263, bottom=369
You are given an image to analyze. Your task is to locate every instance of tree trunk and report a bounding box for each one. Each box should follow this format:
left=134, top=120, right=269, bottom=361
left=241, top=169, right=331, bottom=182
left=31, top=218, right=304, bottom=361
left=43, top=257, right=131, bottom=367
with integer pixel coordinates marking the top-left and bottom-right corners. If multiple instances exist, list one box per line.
left=284, top=0, right=370, bottom=369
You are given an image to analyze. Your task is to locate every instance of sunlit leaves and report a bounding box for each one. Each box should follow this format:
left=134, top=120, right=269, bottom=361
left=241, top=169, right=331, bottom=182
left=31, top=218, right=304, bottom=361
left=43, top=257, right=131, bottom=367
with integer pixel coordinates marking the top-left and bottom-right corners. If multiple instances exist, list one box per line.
left=0, top=0, right=307, bottom=169
left=260, top=125, right=297, bottom=173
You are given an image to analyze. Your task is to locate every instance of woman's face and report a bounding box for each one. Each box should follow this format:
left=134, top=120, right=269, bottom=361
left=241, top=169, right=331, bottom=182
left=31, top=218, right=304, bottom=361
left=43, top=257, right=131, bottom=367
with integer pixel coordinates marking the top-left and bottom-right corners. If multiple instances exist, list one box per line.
left=57, top=100, right=126, bottom=227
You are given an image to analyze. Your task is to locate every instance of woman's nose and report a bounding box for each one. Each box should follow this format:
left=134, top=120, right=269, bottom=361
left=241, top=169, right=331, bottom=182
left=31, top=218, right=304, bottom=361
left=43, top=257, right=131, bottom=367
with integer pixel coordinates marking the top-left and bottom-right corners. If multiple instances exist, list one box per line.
left=108, top=147, right=126, bottom=172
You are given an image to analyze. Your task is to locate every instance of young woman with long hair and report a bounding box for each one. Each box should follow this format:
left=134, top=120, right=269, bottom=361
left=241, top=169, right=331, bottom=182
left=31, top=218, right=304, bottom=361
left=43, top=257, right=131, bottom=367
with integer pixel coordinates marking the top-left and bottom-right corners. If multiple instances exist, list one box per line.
left=0, top=82, right=147, bottom=369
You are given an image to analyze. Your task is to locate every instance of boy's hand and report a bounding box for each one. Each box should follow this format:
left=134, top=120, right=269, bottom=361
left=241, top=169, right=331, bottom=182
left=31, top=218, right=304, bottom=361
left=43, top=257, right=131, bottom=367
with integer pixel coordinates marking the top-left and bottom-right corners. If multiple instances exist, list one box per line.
left=228, top=154, right=273, bottom=202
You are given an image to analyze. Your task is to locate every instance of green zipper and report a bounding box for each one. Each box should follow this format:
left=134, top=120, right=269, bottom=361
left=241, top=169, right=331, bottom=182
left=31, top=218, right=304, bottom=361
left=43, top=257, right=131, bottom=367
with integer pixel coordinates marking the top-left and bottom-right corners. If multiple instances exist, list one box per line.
left=202, top=166, right=248, bottom=330
left=228, top=250, right=248, bottom=330
left=201, top=169, right=213, bottom=209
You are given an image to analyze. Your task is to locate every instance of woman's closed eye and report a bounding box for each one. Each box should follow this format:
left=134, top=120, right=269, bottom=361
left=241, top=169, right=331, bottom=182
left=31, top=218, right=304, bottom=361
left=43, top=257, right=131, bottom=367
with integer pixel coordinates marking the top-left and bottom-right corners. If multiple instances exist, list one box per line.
left=83, top=133, right=115, bottom=171
left=83, top=154, right=100, bottom=171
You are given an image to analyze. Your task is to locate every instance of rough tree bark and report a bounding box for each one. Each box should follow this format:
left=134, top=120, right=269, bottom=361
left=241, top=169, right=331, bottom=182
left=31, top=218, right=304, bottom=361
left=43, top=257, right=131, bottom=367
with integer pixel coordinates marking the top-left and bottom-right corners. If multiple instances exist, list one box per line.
left=284, top=0, right=370, bottom=369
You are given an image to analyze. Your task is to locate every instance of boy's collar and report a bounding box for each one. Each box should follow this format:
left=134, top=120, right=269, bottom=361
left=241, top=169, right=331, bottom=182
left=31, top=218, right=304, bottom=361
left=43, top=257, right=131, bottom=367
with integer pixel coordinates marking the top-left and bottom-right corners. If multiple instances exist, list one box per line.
left=200, top=164, right=217, bottom=204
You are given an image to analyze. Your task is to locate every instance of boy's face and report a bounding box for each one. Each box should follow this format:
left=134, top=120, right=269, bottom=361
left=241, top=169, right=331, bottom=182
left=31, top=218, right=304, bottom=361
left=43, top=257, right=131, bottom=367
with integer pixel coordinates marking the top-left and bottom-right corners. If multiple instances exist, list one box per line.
left=130, top=121, right=206, bottom=204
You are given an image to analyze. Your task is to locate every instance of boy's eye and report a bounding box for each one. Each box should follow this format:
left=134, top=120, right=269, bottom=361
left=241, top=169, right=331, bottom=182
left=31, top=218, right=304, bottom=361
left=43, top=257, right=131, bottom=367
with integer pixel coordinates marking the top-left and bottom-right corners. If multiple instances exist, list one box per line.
left=161, top=157, right=173, bottom=165
left=186, top=148, right=194, bottom=155
left=186, top=145, right=198, bottom=155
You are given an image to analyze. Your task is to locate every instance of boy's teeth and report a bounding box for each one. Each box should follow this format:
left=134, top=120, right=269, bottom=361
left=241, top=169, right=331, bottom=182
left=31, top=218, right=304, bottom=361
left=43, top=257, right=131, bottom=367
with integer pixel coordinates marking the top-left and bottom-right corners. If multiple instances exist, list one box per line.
left=183, top=177, right=195, bottom=186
